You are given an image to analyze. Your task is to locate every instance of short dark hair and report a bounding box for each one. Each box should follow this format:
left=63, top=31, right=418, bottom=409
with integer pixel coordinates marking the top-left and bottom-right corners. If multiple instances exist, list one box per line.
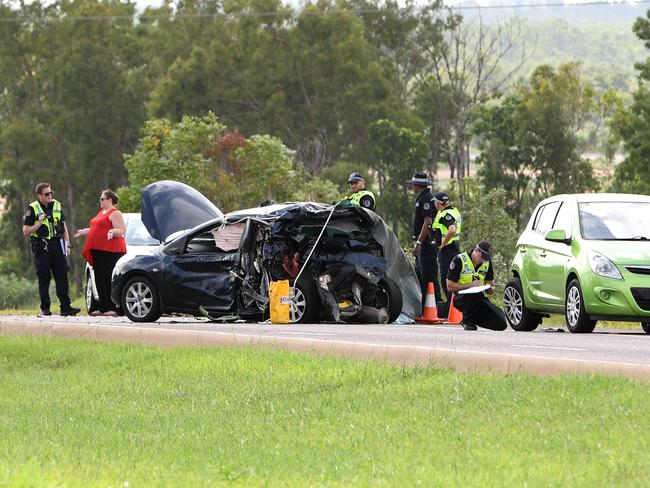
left=35, top=183, right=51, bottom=195
left=102, top=189, right=119, bottom=205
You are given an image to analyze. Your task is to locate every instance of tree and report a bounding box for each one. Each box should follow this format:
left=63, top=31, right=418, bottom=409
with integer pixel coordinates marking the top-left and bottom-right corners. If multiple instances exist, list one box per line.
left=417, top=9, right=527, bottom=199
left=516, top=63, right=597, bottom=197
left=473, top=95, right=534, bottom=228
left=611, top=10, right=650, bottom=193
left=473, top=63, right=599, bottom=227
left=0, top=0, right=148, bottom=283
left=119, top=113, right=341, bottom=213
left=368, top=119, right=428, bottom=238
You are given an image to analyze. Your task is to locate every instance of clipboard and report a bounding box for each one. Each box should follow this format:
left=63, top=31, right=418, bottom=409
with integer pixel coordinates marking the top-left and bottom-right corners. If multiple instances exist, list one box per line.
left=458, top=284, right=491, bottom=295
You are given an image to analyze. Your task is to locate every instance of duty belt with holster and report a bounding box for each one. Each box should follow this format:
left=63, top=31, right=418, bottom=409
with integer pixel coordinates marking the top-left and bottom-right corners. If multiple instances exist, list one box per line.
left=30, top=237, right=52, bottom=254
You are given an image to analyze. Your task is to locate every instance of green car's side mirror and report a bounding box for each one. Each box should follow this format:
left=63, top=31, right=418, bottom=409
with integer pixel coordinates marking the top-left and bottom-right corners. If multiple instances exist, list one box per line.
left=545, top=229, right=571, bottom=244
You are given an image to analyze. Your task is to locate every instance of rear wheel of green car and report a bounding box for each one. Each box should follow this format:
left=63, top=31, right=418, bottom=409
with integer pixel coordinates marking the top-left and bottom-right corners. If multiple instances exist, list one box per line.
left=642, top=322, right=650, bottom=335
left=565, top=279, right=596, bottom=333
left=503, top=278, right=542, bottom=331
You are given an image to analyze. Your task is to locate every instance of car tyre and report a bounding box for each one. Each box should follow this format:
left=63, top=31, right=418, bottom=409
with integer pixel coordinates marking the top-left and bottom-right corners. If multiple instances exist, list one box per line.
left=503, top=278, right=541, bottom=331
left=642, top=322, right=650, bottom=334
left=565, top=279, right=596, bottom=333
left=85, top=273, right=99, bottom=314
left=289, top=274, right=319, bottom=324
left=121, top=276, right=162, bottom=323
left=376, top=277, right=403, bottom=323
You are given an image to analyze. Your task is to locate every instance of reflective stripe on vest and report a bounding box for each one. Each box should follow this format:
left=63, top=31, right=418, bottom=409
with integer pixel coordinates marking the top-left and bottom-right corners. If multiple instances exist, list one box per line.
left=348, top=190, right=375, bottom=207
left=431, top=206, right=461, bottom=242
left=457, top=252, right=490, bottom=285
left=30, top=199, right=62, bottom=239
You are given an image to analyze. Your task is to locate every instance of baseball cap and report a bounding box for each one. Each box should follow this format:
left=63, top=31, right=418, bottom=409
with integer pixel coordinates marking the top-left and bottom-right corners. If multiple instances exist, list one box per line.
left=433, top=192, right=449, bottom=204
left=476, top=240, right=492, bottom=259
left=347, top=172, right=364, bottom=184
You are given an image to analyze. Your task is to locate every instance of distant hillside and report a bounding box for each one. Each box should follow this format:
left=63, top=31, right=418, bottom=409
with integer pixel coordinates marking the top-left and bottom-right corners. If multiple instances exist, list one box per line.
left=456, top=0, right=649, bottom=24
left=501, top=19, right=647, bottom=91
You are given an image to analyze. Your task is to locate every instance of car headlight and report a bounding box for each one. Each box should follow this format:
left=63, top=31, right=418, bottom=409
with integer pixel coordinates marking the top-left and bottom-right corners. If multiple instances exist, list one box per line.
left=588, top=250, right=622, bottom=280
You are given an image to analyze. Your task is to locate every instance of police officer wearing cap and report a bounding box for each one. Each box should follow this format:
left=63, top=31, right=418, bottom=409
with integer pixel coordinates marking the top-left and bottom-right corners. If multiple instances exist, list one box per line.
left=343, top=172, right=376, bottom=211
left=446, top=240, right=507, bottom=331
left=406, top=172, right=442, bottom=312
left=431, top=191, right=461, bottom=302
left=22, top=183, right=80, bottom=317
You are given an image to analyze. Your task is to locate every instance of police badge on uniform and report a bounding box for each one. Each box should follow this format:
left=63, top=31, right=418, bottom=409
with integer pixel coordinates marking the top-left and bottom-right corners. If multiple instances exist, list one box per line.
left=25, top=209, right=32, bottom=218
left=423, top=203, right=430, bottom=210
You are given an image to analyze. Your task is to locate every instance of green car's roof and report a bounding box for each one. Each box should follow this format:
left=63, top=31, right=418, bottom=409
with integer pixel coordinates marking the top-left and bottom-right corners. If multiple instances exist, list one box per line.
left=539, top=193, right=650, bottom=204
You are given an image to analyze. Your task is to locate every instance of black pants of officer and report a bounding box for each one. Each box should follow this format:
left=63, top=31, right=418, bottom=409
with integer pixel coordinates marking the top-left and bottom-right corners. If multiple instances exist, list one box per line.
left=415, top=243, right=442, bottom=313
left=454, top=293, right=507, bottom=331
left=438, top=245, right=458, bottom=301
left=34, top=240, right=71, bottom=313
left=91, top=249, right=125, bottom=312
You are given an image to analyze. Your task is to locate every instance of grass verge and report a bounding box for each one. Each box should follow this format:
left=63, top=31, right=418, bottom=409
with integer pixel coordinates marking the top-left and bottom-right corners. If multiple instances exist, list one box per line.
left=1, top=336, right=649, bottom=486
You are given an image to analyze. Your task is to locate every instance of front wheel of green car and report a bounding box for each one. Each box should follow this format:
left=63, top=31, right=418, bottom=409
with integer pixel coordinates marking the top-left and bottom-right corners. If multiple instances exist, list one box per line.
left=642, top=322, right=650, bottom=335
left=503, top=278, right=541, bottom=331
left=565, top=279, right=596, bottom=333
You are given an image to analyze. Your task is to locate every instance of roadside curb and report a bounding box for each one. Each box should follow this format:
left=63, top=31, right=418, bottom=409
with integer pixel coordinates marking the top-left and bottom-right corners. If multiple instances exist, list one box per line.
left=1, top=320, right=649, bottom=381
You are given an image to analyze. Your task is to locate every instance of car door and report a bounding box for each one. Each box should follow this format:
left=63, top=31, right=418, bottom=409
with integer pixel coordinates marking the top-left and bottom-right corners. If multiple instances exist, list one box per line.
left=525, top=201, right=561, bottom=306
left=536, top=200, right=574, bottom=309
left=164, top=223, right=245, bottom=312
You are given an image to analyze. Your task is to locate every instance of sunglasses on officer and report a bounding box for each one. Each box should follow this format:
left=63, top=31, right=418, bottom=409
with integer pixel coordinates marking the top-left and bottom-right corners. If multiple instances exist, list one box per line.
left=42, top=191, right=53, bottom=197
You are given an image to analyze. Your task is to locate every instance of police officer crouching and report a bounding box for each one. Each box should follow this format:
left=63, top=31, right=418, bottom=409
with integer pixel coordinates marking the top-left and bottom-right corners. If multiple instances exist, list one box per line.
left=22, top=183, right=80, bottom=317
left=343, top=172, right=376, bottom=211
left=446, top=241, right=507, bottom=331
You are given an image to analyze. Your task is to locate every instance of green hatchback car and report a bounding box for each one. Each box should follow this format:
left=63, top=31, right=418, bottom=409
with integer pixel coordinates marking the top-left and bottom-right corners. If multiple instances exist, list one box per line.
left=503, top=193, right=650, bottom=334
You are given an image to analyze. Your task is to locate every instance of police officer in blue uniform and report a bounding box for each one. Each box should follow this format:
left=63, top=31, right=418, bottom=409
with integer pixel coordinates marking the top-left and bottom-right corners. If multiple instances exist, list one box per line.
left=22, top=183, right=80, bottom=317
left=407, top=172, right=442, bottom=313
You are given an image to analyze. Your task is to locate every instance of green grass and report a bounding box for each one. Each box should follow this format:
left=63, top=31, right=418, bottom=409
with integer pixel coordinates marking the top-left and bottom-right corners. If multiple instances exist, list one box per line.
left=0, top=337, right=649, bottom=486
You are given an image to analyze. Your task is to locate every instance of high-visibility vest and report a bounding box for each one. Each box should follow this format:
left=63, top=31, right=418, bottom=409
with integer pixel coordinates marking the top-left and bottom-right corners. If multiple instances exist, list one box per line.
left=30, top=199, right=62, bottom=239
left=456, top=252, right=490, bottom=285
left=431, top=206, right=461, bottom=243
left=347, top=190, right=375, bottom=209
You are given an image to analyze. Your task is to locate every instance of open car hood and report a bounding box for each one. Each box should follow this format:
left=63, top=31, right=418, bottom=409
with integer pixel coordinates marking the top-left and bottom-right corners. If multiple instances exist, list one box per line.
left=141, top=180, right=224, bottom=242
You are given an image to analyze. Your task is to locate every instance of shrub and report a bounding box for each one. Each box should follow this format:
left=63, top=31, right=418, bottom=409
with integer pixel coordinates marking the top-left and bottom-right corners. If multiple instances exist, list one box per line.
left=0, top=273, right=40, bottom=309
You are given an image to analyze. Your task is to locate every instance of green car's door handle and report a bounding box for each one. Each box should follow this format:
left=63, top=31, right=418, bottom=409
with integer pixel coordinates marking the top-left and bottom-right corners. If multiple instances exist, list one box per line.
left=539, top=251, right=547, bottom=257
left=519, top=249, right=527, bottom=253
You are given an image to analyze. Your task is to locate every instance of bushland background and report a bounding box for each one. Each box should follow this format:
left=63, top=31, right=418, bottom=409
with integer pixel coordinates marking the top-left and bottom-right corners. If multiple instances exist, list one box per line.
left=2, top=0, right=650, bottom=307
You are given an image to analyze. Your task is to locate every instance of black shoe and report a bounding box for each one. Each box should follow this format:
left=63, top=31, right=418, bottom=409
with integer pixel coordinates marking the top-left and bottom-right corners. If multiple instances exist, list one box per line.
left=60, top=307, right=81, bottom=317
left=40, top=309, right=52, bottom=316
left=461, top=321, right=478, bottom=331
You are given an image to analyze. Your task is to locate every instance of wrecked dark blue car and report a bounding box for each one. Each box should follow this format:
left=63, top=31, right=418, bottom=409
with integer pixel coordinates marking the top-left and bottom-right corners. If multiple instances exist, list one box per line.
left=111, top=181, right=420, bottom=323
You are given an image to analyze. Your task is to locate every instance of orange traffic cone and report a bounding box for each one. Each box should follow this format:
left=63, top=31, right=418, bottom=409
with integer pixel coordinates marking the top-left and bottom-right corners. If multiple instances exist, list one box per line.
left=415, top=282, right=444, bottom=324
left=446, top=293, right=463, bottom=325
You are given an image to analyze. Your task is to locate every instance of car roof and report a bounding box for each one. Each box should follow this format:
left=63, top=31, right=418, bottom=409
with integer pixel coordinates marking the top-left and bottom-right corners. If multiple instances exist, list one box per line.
left=539, top=193, right=650, bottom=205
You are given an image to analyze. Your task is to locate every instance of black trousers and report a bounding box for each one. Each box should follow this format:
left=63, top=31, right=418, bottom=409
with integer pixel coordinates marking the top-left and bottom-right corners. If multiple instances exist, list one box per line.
left=91, top=249, right=125, bottom=312
left=34, top=240, right=71, bottom=312
left=454, top=293, right=507, bottom=331
left=415, top=243, right=442, bottom=313
left=437, top=245, right=458, bottom=302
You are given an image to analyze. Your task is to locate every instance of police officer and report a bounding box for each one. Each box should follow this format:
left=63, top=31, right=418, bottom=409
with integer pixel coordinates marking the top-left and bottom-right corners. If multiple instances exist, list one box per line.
left=446, top=240, right=507, bottom=331
left=407, top=172, right=442, bottom=313
left=22, top=183, right=80, bottom=317
left=343, top=172, right=376, bottom=211
left=431, top=191, right=461, bottom=302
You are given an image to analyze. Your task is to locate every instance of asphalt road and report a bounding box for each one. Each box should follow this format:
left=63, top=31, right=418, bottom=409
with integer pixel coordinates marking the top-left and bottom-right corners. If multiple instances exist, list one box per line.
left=4, top=314, right=650, bottom=366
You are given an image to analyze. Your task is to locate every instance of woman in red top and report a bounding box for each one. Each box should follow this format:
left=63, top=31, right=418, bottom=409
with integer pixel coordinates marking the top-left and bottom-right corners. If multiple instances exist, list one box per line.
left=75, top=190, right=127, bottom=316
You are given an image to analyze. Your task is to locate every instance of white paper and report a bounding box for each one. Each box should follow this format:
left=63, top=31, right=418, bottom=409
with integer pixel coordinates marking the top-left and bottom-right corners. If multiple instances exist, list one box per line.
left=458, top=284, right=491, bottom=295
left=60, top=239, right=69, bottom=255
